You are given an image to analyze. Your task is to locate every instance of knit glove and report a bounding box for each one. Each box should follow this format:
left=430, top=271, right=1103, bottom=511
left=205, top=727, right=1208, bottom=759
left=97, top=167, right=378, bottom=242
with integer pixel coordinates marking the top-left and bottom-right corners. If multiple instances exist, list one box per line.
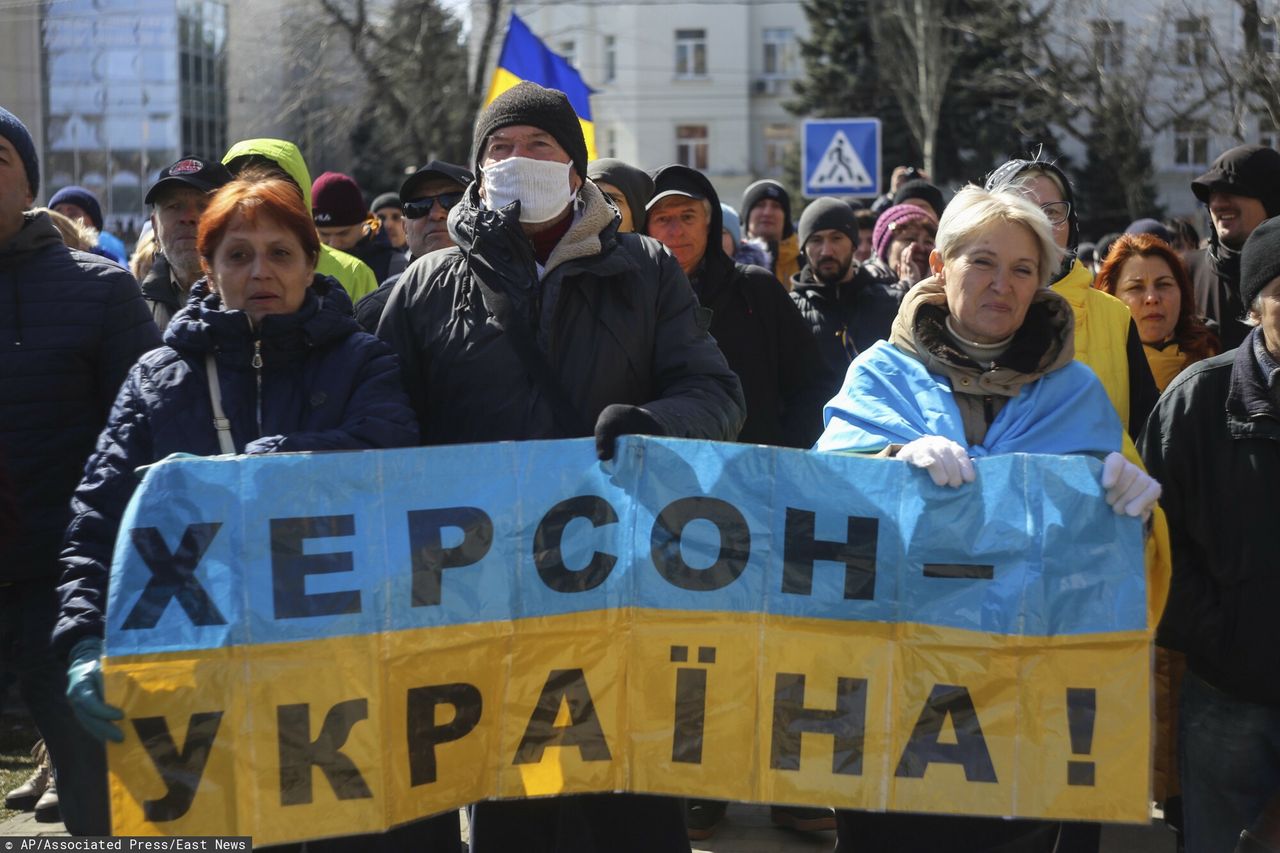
left=898, top=435, right=976, bottom=487
left=1101, top=452, right=1161, bottom=520
left=593, top=404, right=665, bottom=461
left=67, top=636, right=125, bottom=743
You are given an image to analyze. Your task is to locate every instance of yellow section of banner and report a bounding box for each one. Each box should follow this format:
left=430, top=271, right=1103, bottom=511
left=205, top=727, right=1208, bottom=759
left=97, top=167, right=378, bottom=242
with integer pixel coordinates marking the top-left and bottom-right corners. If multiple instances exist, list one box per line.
left=484, top=66, right=598, bottom=162
left=106, top=611, right=1149, bottom=844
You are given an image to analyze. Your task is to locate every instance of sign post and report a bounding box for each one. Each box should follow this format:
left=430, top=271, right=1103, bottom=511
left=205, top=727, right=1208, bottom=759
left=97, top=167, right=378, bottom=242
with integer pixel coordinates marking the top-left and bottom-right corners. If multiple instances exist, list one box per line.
left=803, top=118, right=881, bottom=198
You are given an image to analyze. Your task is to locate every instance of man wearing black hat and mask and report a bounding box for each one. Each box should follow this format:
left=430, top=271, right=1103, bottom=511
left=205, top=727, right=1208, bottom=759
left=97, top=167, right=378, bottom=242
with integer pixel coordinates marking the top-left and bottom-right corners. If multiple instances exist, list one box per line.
left=789, top=197, right=903, bottom=400
left=741, top=178, right=801, bottom=284
left=140, top=156, right=233, bottom=330
left=376, top=84, right=743, bottom=851
left=354, top=159, right=473, bottom=331
left=1189, top=144, right=1280, bottom=351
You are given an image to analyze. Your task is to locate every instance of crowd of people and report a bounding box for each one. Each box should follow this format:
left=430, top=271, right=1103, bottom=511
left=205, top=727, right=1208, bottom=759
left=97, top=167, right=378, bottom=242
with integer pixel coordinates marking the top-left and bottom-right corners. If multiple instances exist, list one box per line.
left=0, top=79, right=1277, bottom=853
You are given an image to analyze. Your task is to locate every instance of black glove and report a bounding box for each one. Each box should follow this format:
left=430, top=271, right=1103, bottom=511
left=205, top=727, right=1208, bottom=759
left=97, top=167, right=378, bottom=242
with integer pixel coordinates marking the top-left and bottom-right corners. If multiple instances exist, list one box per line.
left=593, top=404, right=665, bottom=460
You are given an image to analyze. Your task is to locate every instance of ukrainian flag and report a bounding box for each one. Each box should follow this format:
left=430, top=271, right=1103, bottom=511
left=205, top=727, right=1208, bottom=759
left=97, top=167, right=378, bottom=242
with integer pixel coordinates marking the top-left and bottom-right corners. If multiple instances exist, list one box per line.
left=485, top=11, right=597, bottom=161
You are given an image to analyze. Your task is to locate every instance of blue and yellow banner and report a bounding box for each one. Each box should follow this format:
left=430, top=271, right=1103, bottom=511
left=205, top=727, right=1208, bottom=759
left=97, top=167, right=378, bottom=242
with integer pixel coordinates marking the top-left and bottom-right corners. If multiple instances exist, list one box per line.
left=485, top=11, right=596, bottom=161
left=104, top=438, right=1150, bottom=844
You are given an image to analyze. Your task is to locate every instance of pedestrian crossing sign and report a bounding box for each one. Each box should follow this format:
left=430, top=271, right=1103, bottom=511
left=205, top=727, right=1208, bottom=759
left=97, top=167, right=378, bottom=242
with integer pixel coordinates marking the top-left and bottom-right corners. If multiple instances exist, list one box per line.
left=802, top=118, right=881, bottom=197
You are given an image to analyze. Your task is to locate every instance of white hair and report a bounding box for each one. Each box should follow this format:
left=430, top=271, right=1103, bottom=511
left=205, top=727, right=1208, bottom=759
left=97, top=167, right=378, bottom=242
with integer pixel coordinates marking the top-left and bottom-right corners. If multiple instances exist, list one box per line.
left=935, top=184, right=1065, bottom=288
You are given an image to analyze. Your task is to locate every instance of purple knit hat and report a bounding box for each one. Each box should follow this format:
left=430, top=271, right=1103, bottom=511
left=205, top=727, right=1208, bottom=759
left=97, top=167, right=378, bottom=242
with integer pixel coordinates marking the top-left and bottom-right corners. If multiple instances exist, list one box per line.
left=872, top=203, right=939, bottom=263
left=311, top=171, right=367, bottom=226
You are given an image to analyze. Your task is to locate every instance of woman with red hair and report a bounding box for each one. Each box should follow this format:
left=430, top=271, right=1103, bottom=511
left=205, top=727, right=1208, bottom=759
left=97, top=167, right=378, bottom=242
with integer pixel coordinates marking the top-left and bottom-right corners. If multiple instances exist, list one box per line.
left=1096, top=233, right=1220, bottom=391
left=48, top=173, right=449, bottom=850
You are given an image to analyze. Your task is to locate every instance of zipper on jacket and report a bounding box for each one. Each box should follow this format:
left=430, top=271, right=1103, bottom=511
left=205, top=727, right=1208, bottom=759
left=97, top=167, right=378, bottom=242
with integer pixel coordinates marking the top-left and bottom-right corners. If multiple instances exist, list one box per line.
left=983, top=395, right=995, bottom=425
left=252, top=338, right=264, bottom=436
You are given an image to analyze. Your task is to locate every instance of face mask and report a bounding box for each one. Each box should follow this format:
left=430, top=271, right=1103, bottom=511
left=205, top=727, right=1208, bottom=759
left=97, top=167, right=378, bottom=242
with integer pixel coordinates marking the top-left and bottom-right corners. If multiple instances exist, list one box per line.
left=481, top=156, right=575, bottom=224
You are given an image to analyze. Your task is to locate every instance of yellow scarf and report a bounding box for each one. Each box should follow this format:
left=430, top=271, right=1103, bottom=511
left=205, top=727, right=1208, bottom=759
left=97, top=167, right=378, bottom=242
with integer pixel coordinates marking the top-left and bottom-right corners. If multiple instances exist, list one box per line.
left=1143, top=342, right=1190, bottom=393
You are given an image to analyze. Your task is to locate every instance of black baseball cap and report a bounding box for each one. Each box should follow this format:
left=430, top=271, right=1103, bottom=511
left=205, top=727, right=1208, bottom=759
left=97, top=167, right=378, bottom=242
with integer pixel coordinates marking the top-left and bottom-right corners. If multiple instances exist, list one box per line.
left=645, top=168, right=707, bottom=210
left=145, top=156, right=233, bottom=204
left=400, top=160, right=474, bottom=201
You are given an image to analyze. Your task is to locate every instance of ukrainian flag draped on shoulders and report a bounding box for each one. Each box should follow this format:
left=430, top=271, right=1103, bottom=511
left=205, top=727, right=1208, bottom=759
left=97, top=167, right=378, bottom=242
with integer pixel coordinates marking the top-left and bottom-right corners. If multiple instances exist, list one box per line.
left=486, top=12, right=597, bottom=161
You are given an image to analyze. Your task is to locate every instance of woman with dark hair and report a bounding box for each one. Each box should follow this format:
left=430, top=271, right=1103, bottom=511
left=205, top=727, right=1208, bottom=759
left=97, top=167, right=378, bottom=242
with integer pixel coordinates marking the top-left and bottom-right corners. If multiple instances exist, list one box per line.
left=1096, top=233, right=1220, bottom=391
left=48, top=173, right=451, bottom=849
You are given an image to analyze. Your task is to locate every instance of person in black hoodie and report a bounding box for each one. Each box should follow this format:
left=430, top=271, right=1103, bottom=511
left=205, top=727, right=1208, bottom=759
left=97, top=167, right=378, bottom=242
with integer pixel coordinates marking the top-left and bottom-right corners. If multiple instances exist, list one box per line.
left=645, top=165, right=828, bottom=451
left=1189, top=144, right=1280, bottom=351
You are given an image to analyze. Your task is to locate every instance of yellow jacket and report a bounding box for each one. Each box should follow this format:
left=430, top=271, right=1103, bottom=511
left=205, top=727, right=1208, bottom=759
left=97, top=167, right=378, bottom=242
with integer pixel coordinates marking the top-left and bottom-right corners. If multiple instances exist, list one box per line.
left=1052, top=259, right=1169, bottom=628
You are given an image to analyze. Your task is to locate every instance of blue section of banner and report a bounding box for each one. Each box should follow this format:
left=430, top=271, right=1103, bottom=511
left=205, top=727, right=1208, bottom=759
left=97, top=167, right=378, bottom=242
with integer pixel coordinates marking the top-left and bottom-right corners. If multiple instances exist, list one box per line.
left=497, top=12, right=593, bottom=120
left=104, top=438, right=1145, bottom=657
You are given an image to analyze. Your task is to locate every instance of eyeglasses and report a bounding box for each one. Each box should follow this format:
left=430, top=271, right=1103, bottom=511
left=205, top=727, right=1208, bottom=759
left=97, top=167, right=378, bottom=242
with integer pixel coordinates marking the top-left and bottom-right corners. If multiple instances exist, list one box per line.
left=403, top=192, right=464, bottom=219
left=1040, top=201, right=1071, bottom=226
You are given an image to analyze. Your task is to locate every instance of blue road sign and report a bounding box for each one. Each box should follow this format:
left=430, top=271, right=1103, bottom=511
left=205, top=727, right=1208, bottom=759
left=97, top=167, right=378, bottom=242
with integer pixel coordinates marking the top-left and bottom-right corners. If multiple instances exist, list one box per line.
left=802, top=118, right=881, bottom=197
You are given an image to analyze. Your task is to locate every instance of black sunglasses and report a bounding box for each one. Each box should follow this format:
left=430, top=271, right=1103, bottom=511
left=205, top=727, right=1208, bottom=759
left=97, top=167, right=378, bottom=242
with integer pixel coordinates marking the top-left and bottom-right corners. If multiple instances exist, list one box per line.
left=403, top=192, right=464, bottom=219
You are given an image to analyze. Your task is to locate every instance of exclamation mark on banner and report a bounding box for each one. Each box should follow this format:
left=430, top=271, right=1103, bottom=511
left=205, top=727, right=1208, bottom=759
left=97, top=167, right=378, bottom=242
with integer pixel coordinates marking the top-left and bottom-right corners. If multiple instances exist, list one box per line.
left=1066, top=687, right=1096, bottom=786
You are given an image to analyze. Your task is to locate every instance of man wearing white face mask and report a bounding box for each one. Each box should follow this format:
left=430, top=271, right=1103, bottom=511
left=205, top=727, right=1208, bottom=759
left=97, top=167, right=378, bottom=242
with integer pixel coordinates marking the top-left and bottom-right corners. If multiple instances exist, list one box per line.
left=376, top=82, right=744, bottom=853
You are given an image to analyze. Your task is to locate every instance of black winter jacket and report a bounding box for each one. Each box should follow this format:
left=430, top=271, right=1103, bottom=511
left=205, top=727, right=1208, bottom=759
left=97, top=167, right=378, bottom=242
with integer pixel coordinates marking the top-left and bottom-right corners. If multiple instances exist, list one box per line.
left=350, top=227, right=409, bottom=285
left=0, top=211, right=161, bottom=582
left=377, top=182, right=744, bottom=444
left=355, top=271, right=402, bottom=333
left=1139, top=329, right=1280, bottom=705
left=1190, top=242, right=1251, bottom=351
left=789, top=264, right=903, bottom=400
left=140, top=252, right=183, bottom=330
left=655, top=166, right=828, bottom=448
left=53, top=275, right=419, bottom=653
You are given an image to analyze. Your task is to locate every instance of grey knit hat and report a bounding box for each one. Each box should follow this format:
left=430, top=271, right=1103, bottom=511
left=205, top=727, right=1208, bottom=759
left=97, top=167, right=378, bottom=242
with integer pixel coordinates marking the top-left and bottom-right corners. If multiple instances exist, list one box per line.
left=472, top=82, right=589, bottom=178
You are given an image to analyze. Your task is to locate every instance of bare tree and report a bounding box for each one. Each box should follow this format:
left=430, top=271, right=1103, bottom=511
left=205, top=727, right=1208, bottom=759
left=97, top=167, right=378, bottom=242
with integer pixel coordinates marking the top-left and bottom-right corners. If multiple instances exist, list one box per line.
left=869, top=0, right=965, bottom=176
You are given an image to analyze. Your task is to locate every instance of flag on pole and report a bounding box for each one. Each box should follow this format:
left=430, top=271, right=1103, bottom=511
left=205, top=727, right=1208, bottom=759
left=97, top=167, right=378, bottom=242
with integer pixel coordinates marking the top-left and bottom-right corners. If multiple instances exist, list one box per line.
left=485, top=11, right=597, bottom=161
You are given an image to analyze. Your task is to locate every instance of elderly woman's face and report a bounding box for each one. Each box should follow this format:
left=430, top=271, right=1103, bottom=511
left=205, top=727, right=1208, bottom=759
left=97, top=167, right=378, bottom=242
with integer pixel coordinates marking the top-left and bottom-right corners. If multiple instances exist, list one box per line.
left=1024, top=175, right=1070, bottom=251
left=934, top=220, right=1042, bottom=344
left=208, top=212, right=314, bottom=325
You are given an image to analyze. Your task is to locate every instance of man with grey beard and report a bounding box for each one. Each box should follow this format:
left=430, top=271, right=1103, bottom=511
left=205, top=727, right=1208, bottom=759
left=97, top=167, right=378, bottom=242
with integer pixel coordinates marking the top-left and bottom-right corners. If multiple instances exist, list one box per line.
left=140, top=156, right=232, bottom=330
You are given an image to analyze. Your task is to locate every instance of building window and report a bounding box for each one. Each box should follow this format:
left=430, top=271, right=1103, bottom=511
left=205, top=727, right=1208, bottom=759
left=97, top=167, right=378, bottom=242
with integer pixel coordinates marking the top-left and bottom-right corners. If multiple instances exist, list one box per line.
left=763, top=123, right=795, bottom=175
left=559, top=39, right=577, bottom=68
left=762, top=27, right=795, bottom=77
left=1174, top=120, right=1209, bottom=167
left=1175, top=17, right=1208, bottom=67
left=1091, top=19, right=1124, bottom=70
left=603, top=35, right=616, bottom=83
left=676, top=124, right=708, bottom=169
left=675, top=29, right=707, bottom=78
left=1261, top=17, right=1279, bottom=57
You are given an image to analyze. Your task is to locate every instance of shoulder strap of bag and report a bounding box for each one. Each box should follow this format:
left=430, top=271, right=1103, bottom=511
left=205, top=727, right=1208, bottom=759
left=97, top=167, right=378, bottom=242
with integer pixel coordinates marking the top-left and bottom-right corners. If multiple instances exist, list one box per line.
left=465, top=254, right=590, bottom=436
left=205, top=353, right=237, bottom=454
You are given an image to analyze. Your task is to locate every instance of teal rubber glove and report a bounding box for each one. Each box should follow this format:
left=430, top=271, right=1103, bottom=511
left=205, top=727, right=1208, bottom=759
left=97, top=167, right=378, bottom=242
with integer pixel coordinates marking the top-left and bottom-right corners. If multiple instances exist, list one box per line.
left=66, top=636, right=124, bottom=743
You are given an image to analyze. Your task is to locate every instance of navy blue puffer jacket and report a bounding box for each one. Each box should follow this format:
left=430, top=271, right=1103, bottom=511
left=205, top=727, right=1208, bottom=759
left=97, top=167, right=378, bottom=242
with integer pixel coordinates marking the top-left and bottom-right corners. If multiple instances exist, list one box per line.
left=0, top=211, right=161, bottom=583
left=53, top=275, right=419, bottom=653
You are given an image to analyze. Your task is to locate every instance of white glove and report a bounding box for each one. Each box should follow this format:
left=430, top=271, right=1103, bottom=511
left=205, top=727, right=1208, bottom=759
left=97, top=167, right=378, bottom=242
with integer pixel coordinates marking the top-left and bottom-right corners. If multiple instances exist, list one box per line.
left=1101, top=452, right=1161, bottom=520
left=898, top=435, right=975, bottom=487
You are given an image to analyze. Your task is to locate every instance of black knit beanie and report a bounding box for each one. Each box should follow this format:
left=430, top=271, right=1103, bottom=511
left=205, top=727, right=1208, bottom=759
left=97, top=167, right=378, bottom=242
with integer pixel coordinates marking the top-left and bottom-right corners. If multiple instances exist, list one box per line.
left=0, top=107, right=39, bottom=198
left=1191, top=145, right=1280, bottom=217
left=1239, top=215, right=1280, bottom=310
left=798, top=197, right=858, bottom=248
left=472, top=82, right=589, bottom=178
left=588, top=158, right=654, bottom=224
left=892, top=179, right=945, bottom=216
left=740, top=179, right=794, bottom=239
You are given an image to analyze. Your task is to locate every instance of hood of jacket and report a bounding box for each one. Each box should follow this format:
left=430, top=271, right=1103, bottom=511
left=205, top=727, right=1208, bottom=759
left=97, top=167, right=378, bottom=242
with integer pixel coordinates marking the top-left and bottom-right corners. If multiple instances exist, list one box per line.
left=447, top=176, right=620, bottom=278
left=648, top=164, right=736, bottom=290
left=165, top=273, right=359, bottom=366
left=222, top=138, right=315, bottom=213
left=1, top=210, right=67, bottom=262
left=891, top=276, right=1076, bottom=396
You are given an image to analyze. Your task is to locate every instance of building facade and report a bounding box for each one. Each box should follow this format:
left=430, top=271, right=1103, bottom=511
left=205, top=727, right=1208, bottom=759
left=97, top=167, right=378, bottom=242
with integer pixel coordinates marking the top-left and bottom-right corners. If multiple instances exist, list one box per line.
left=474, top=0, right=808, bottom=206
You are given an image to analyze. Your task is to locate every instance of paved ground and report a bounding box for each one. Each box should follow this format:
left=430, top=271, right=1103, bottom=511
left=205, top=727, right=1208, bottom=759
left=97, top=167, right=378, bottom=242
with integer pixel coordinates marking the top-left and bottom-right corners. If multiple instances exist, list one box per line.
left=0, top=801, right=1177, bottom=851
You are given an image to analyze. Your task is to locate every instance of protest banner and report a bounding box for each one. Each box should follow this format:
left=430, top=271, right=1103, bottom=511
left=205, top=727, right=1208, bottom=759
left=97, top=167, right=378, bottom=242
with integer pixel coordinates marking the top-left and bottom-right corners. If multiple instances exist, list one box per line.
left=103, top=437, right=1150, bottom=844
